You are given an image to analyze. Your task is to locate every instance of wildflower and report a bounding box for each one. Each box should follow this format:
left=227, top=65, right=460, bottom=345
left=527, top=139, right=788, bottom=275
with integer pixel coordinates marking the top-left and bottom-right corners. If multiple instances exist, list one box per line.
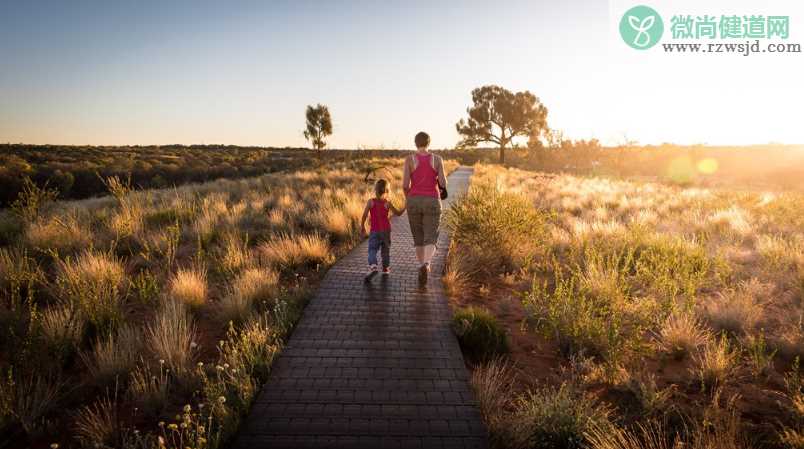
left=50, top=444, right=59, bottom=449
left=168, top=423, right=179, bottom=430
left=216, top=365, right=224, bottom=371
left=197, top=362, right=204, bottom=368
left=158, top=421, right=165, bottom=427
left=183, top=404, right=192, bottom=413
left=190, top=341, right=198, bottom=349
left=223, top=363, right=230, bottom=369
left=217, top=396, right=226, bottom=404
left=158, top=436, right=166, bottom=447
left=159, top=359, right=165, bottom=365
left=198, top=425, right=205, bottom=434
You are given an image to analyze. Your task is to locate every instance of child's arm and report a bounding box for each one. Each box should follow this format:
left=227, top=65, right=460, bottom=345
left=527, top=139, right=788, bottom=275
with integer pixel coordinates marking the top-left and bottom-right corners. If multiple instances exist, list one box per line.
left=360, top=200, right=371, bottom=236
left=390, top=201, right=406, bottom=216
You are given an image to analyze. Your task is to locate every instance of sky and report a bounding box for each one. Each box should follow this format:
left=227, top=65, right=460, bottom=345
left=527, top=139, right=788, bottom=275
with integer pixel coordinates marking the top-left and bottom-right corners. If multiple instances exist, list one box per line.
left=1, top=0, right=802, bottom=148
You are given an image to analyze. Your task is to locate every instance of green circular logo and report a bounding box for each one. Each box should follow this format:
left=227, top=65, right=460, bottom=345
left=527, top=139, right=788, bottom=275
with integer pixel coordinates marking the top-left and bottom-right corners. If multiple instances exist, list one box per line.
left=619, top=5, right=663, bottom=49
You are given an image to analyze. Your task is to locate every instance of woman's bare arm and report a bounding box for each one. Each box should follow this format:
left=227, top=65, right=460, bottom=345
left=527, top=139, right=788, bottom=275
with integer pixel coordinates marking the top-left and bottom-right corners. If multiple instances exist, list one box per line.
left=436, top=155, right=448, bottom=187
left=402, top=156, right=412, bottom=195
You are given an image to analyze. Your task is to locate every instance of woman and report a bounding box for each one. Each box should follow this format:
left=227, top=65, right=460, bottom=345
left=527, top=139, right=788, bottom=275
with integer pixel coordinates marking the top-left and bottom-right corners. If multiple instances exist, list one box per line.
left=402, top=131, right=447, bottom=283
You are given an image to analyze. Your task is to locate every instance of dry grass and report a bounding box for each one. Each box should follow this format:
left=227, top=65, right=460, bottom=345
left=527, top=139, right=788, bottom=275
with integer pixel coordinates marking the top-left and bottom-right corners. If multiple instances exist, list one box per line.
left=81, top=324, right=141, bottom=385
left=169, top=267, right=208, bottom=308
left=147, top=300, right=197, bottom=376
left=451, top=163, right=804, bottom=447
left=257, top=233, right=332, bottom=269
left=0, top=374, right=63, bottom=433
left=40, top=306, right=86, bottom=353
left=692, top=334, right=738, bottom=390
left=25, top=215, right=90, bottom=253
left=705, top=279, right=766, bottom=335
left=658, top=312, right=710, bottom=360
left=0, top=156, right=407, bottom=444
left=217, top=231, right=253, bottom=273
left=470, top=358, right=515, bottom=433
left=74, top=394, right=119, bottom=448
left=219, top=267, right=279, bottom=324
left=129, top=359, right=170, bottom=416
left=57, top=250, right=126, bottom=328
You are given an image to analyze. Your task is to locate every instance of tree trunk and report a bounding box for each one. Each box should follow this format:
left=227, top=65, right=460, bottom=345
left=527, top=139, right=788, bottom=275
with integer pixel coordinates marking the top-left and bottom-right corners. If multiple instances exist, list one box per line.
left=499, top=129, right=507, bottom=164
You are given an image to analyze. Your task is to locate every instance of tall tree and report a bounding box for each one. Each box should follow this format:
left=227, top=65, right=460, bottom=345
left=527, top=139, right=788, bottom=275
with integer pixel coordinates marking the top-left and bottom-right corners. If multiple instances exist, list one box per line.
left=303, top=104, right=333, bottom=150
left=455, top=85, right=548, bottom=163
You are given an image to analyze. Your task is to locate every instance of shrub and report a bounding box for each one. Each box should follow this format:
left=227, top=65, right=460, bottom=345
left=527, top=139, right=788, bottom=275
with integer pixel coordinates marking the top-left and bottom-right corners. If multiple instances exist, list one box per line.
left=447, top=184, right=547, bottom=281
left=523, top=270, right=648, bottom=365
left=452, top=307, right=509, bottom=362
left=507, top=383, right=611, bottom=449
left=169, top=267, right=208, bottom=308
left=744, top=332, right=776, bottom=378
left=10, top=177, right=58, bottom=223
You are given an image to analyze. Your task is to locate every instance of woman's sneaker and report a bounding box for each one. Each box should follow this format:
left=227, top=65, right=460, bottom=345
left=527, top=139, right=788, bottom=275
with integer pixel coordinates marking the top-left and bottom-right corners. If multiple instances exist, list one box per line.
left=418, top=264, right=428, bottom=284
left=364, top=265, right=379, bottom=282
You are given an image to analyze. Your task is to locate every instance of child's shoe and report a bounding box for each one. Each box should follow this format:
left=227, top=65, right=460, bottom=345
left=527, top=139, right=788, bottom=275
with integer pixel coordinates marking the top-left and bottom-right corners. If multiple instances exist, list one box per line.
left=364, top=265, right=379, bottom=283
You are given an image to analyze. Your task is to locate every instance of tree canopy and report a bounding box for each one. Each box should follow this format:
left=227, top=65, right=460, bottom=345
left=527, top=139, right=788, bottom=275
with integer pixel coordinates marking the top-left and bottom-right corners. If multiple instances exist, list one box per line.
left=304, top=104, right=333, bottom=150
left=456, top=85, right=548, bottom=163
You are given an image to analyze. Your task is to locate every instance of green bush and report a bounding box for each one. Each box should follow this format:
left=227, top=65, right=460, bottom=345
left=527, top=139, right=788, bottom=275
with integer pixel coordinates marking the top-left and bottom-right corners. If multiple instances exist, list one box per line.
left=452, top=307, right=509, bottom=362
left=446, top=184, right=548, bottom=281
left=507, top=383, right=611, bottom=449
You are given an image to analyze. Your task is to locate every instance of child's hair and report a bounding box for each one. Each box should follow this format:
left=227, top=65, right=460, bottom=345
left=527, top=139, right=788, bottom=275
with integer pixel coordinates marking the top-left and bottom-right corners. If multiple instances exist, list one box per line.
left=374, top=178, right=389, bottom=196
left=414, top=131, right=430, bottom=148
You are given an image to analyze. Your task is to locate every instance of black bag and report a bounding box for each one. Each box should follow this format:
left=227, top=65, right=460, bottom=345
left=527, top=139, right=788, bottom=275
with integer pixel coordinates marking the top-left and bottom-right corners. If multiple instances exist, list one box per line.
left=438, top=182, right=448, bottom=200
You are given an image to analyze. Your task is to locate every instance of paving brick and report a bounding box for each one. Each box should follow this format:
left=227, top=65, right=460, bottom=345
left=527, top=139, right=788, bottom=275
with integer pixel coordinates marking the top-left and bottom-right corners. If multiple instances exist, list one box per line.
left=231, top=168, right=487, bottom=449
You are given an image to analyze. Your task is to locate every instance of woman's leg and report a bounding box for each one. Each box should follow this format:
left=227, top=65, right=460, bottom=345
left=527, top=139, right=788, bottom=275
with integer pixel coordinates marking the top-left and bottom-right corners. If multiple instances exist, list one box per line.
left=407, top=197, right=426, bottom=265
left=420, top=198, right=442, bottom=267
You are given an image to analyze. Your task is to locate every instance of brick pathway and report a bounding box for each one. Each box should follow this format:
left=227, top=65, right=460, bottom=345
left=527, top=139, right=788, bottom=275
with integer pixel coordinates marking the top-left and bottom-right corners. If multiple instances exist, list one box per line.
left=231, top=167, right=487, bottom=449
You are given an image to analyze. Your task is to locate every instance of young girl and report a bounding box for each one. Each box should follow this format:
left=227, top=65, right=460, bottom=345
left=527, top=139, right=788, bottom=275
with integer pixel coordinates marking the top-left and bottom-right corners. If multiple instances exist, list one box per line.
left=360, top=178, right=405, bottom=281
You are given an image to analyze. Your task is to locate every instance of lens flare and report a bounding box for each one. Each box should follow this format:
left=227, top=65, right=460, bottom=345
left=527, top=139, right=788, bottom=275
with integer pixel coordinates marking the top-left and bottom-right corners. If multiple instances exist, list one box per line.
left=697, top=158, right=719, bottom=174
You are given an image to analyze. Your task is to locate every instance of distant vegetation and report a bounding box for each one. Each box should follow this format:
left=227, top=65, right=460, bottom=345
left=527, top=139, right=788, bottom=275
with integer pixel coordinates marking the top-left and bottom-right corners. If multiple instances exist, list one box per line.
left=450, top=143, right=804, bottom=191
left=0, top=145, right=415, bottom=208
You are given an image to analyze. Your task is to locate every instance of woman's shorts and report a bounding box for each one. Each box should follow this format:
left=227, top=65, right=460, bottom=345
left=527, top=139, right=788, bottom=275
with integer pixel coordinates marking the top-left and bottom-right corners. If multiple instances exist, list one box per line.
left=406, top=195, right=441, bottom=246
